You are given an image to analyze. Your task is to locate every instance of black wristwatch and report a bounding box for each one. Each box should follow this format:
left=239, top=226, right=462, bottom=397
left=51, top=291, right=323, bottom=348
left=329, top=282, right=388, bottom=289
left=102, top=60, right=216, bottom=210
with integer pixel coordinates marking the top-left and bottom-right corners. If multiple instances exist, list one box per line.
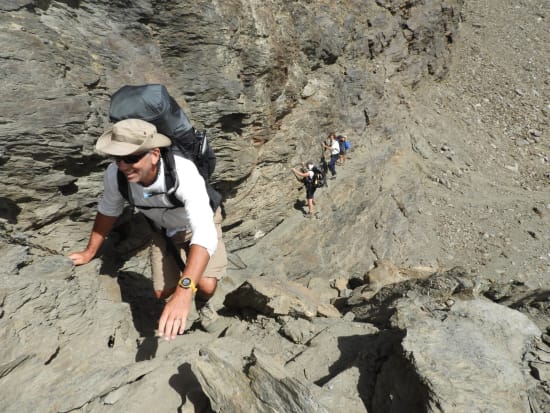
left=178, top=277, right=197, bottom=293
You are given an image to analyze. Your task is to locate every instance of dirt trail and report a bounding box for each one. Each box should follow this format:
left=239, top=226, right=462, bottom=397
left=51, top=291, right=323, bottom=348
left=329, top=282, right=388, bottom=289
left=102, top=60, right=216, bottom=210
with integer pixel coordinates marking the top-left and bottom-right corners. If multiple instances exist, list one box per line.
left=407, top=0, right=550, bottom=287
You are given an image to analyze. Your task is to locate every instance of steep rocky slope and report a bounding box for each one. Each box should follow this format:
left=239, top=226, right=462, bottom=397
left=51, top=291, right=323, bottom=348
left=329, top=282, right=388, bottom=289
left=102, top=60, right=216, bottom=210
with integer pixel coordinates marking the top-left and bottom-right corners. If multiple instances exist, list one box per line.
left=0, top=1, right=548, bottom=412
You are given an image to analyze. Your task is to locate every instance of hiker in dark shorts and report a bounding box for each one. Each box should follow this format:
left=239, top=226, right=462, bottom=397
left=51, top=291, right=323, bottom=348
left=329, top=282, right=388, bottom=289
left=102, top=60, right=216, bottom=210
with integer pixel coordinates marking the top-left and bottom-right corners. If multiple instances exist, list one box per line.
left=291, top=160, right=317, bottom=218
left=69, top=119, right=227, bottom=339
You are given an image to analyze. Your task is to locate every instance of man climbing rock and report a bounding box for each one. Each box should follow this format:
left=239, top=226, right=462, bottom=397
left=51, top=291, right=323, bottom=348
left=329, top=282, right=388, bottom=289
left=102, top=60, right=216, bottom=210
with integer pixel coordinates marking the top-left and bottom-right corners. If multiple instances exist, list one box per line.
left=69, top=119, right=227, bottom=340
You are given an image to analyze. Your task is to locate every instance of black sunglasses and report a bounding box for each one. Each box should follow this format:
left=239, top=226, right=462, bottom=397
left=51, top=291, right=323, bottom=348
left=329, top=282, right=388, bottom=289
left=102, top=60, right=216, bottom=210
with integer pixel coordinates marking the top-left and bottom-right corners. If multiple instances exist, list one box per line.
left=114, top=152, right=149, bottom=164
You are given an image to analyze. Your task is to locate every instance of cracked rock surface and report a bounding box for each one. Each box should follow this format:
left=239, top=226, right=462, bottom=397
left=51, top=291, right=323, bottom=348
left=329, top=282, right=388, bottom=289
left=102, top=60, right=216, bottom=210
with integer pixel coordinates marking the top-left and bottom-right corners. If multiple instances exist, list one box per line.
left=0, top=0, right=549, bottom=412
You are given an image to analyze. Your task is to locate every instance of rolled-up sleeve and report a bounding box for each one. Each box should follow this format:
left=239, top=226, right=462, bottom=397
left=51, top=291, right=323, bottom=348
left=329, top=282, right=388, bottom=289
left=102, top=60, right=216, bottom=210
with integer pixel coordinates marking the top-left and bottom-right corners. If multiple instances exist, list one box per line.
left=97, top=163, right=125, bottom=217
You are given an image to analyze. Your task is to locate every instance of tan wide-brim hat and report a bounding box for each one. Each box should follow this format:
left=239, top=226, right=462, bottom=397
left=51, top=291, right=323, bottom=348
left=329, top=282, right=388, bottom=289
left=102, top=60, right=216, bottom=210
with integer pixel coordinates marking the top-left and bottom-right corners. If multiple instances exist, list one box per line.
left=96, top=118, right=171, bottom=156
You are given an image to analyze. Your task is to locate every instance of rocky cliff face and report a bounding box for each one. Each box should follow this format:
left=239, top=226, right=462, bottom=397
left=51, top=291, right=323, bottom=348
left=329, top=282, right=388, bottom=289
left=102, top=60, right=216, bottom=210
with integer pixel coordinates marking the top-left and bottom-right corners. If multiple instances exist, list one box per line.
left=1, top=1, right=549, bottom=412
left=1, top=0, right=462, bottom=250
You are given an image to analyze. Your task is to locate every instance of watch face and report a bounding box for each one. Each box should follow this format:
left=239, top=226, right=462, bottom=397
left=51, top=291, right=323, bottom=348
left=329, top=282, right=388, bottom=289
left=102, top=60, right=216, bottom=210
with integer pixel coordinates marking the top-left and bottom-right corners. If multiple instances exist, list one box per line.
left=180, top=278, right=191, bottom=288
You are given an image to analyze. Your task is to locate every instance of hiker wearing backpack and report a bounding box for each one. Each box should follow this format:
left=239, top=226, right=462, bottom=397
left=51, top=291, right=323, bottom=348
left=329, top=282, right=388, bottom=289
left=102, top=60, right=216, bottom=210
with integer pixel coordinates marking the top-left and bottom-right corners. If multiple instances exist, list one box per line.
left=69, top=119, right=227, bottom=340
left=321, top=132, right=340, bottom=179
left=291, top=160, right=320, bottom=218
left=338, top=135, right=349, bottom=165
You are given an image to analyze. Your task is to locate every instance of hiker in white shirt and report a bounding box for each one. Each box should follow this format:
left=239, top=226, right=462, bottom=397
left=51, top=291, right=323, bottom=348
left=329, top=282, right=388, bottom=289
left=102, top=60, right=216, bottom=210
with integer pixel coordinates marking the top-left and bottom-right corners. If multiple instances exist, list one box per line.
left=69, top=119, right=227, bottom=340
left=322, top=132, right=339, bottom=179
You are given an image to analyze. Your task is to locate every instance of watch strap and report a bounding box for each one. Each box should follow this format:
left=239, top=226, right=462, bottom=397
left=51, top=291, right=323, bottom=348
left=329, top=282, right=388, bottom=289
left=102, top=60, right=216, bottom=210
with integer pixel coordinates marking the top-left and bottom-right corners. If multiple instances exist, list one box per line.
left=178, top=277, right=197, bottom=293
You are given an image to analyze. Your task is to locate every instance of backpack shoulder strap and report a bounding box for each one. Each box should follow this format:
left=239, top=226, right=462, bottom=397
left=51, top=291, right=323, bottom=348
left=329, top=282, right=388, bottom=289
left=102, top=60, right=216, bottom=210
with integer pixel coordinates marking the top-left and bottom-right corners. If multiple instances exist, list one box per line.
left=161, top=148, right=185, bottom=208
left=117, top=169, right=134, bottom=206
left=166, top=149, right=222, bottom=211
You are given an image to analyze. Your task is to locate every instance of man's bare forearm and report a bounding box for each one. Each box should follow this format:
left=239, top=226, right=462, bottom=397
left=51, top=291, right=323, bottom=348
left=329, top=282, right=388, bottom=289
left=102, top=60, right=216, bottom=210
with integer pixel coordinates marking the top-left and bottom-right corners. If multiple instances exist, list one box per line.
left=69, top=212, right=118, bottom=265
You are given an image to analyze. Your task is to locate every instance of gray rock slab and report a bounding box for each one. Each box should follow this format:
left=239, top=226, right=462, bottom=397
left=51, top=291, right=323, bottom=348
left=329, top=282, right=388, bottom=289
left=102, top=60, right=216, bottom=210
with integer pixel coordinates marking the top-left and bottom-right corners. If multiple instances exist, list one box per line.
left=224, top=276, right=321, bottom=319
left=377, top=298, right=542, bottom=413
left=193, top=346, right=333, bottom=413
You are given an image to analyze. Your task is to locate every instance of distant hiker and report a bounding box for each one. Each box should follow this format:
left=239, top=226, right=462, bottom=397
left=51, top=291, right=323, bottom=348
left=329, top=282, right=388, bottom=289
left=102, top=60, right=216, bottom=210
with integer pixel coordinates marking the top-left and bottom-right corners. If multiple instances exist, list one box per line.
left=322, top=132, right=339, bottom=179
left=69, top=119, right=227, bottom=340
left=291, top=161, right=319, bottom=218
left=337, top=135, right=349, bottom=165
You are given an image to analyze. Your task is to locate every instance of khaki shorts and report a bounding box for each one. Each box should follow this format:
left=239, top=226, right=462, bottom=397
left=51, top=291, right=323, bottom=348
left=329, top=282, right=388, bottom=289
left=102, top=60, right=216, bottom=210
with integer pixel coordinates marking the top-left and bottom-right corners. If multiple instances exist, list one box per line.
left=150, top=207, right=227, bottom=293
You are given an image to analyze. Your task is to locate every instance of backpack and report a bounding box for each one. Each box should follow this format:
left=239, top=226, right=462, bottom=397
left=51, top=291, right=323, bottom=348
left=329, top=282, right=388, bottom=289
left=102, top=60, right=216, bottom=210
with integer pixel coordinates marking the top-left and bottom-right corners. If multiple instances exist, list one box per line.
left=310, top=165, right=326, bottom=189
left=344, top=140, right=351, bottom=150
left=338, top=140, right=346, bottom=153
left=109, top=84, right=221, bottom=211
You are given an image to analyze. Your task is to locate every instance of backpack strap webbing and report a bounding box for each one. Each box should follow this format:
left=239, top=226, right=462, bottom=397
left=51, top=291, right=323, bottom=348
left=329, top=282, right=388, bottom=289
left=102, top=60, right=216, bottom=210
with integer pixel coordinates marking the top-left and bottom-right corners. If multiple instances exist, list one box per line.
left=161, top=148, right=184, bottom=208
left=117, top=169, right=133, bottom=206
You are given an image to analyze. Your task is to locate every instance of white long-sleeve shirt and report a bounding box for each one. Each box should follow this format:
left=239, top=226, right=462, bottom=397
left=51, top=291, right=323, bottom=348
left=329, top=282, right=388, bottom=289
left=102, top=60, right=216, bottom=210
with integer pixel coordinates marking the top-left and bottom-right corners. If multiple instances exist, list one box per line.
left=98, top=156, right=218, bottom=256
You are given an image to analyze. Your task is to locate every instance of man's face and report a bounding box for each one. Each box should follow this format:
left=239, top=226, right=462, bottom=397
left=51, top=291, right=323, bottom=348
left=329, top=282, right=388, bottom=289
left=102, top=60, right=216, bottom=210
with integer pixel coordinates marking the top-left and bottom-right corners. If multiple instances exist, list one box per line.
left=115, top=148, right=160, bottom=185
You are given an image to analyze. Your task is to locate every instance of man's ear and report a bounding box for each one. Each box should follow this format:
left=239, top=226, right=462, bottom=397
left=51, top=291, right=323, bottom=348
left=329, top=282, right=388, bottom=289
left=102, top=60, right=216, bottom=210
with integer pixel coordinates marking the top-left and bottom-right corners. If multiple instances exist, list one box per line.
left=151, top=148, right=161, bottom=164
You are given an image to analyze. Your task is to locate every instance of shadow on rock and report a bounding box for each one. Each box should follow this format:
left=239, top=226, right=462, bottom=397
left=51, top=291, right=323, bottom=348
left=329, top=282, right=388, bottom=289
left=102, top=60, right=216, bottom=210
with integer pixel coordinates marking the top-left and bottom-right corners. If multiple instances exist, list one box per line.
left=96, top=211, right=164, bottom=360
left=0, top=197, right=21, bottom=224
left=316, top=330, right=409, bottom=411
left=135, top=336, right=159, bottom=362
left=102, top=257, right=163, bottom=361
left=293, top=198, right=306, bottom=214
left=169, top=362, right=213, bottom=413
left=115, top=268, right=164, bottom=362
